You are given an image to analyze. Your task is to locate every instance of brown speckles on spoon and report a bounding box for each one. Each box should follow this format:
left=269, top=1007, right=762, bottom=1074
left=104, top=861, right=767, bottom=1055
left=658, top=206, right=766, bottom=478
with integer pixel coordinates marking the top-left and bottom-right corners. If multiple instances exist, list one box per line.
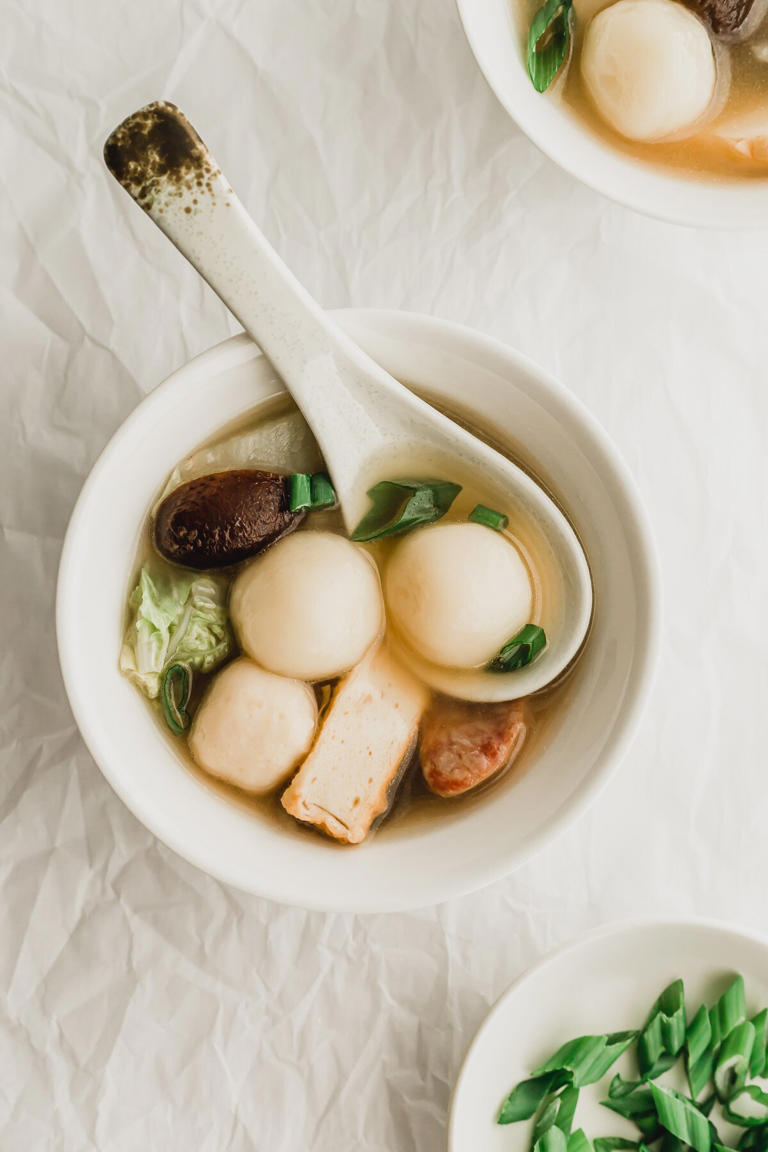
left=103, top=101, right=223, bottom=212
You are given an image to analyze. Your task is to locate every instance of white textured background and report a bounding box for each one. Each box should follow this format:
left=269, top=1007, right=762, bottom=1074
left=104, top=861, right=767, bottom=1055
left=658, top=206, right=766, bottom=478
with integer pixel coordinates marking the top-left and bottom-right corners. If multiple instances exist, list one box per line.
left=4, top=1, right=768, bottom=1149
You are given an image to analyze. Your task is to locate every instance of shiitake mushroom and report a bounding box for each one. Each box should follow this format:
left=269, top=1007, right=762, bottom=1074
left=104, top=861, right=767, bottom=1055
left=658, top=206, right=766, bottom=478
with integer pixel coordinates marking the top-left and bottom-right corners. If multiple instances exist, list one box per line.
left=154, top=470, right=304, bottom=570
left=682, top=0, right=764, bottom=35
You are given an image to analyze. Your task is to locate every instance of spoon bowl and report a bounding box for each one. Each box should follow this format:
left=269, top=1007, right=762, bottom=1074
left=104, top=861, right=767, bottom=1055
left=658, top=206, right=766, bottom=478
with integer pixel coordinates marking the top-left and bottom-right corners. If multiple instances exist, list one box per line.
left=103, top=101, right=593, bottom=699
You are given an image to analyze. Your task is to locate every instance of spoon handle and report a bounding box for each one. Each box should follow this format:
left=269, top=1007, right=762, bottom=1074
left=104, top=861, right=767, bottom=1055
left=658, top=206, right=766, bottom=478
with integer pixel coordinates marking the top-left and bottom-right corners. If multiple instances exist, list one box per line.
left=104, top=101, right=392, bottom=522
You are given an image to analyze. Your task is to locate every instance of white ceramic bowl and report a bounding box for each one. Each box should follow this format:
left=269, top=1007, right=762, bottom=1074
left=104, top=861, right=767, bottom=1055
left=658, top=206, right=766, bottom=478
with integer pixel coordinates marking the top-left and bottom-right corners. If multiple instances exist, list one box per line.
left=57, top=310, right=660, bottom=912
left=456, top=0, right=768, bottom=228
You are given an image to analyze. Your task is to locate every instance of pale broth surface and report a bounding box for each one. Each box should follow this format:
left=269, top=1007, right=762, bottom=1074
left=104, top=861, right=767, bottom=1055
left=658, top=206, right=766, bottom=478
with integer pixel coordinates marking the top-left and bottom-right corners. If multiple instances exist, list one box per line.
left=127, top=392, right=587, bottom=846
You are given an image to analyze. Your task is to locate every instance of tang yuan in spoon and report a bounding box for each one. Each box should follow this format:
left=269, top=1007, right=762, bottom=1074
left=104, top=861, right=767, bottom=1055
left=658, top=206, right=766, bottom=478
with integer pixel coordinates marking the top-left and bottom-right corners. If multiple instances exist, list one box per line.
left=104, top=102, right=592, bottom=701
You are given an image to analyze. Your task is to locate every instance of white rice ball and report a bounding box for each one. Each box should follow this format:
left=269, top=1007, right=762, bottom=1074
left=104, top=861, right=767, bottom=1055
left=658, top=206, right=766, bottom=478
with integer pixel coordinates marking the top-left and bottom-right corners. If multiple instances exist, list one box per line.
left=581, top=0, right=716, bottom=142
left=230, top=531, right=383, bottom=681
left=188, top=658, right=317, bottom=793
left=384, top=522, right=532, bottom=669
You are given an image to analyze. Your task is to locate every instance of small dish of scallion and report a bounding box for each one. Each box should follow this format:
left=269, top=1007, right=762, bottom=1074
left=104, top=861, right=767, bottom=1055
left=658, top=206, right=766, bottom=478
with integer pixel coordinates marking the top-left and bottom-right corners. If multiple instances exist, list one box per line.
left=449, top=921, right=768, bottom=1152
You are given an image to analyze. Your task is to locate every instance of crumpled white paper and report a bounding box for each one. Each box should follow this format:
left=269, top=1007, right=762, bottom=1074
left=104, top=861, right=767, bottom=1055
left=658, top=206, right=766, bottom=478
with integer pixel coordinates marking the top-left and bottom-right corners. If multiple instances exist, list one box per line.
left=5, top=0, right=768, bottom=1147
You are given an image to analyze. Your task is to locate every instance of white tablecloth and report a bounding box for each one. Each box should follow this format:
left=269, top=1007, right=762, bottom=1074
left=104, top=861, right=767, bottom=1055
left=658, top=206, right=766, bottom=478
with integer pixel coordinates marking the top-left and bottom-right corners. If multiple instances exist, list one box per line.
left=4, top=1, right=768, bottom=1148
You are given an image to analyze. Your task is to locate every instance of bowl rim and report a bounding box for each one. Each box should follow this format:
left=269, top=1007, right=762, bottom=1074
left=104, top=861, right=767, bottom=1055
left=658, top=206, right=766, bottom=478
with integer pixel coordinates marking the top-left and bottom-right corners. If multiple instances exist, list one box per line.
left=454, top=0, right=768, bottom=231
left=56, top=309, right=662, bottom=911
left=448, top=915, right=768, bottom=1147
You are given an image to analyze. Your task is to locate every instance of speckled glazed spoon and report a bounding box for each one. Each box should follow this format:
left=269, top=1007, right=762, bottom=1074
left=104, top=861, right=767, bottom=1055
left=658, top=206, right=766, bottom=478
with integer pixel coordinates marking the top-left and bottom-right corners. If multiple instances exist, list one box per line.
left=104, top=101, right=592, bottom=700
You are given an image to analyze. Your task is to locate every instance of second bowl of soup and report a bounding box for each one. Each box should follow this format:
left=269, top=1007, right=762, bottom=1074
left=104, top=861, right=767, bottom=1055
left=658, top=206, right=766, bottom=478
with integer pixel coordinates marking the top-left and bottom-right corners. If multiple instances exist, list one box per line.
left=457, top=0, right=768, bottom=226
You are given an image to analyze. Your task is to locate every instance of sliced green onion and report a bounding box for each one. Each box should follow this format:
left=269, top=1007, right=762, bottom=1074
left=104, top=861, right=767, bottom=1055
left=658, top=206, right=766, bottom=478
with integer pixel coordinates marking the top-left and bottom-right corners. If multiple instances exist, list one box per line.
left=638, top=979, right=686, bottom=1080
left=350, top=478, right=461, bottom=542
left=161, top=662, right=192, bottom=735
left=498, top=1070, right=571, bottom=1125
left=469, top=503, right=509, bottom=532
left=527, top=0, right=573, bottom=93
left=710, top=977, right=746, bottom=1048
left=488, top=624, right=548, bottom=674
left=594, top=1140, right=639, bottom=1152
left=649, top=1084, right=712, bottom=1152
left=288, top=472, right=312, bottom=511
left=687, top=1005, right=714, bottom=1100
left=738, top=1129, right=768, bottom=1152
left=535, top=1086, right=580, bottom=1143
left=568, top=1131, right=593, bottom=1152
left=534, top=1031, right=637, bottom=1088
left=724, top=1086, right=768, bottom=1128
left=714, top=1020, right=754, bottom=1102
left=749, top=1009, right=767, bottom=1078
left=603, top=1078, right=659, bottom=1140
left=538, top=1131, right=568, bottom=1152
left=310, top=472, right=337, bottom=509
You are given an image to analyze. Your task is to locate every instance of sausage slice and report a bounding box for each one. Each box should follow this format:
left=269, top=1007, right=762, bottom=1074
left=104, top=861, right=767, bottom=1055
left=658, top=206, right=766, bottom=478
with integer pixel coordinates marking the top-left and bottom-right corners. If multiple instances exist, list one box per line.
left=420, top=697, right=528, bottom=798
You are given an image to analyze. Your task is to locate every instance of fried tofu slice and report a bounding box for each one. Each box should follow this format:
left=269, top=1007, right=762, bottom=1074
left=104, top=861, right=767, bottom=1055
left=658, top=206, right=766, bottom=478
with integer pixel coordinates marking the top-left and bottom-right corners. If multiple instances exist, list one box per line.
left=281, top=645, right=429, bottom=844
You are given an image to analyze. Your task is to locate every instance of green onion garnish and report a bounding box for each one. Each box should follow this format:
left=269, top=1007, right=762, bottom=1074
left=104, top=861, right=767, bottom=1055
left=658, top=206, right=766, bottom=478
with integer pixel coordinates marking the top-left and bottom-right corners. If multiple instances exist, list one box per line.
left=161, top=662, right=192, bottom=735
left=738, top=1128, right=768, bottom=1151
left=594, top=1141, right=639, bottom=1152
left=350, top=479, right=461, bottom=542
left=602, top=1079, right=658, bottom=1137
left=488, top=624, right=547, bottom=673
left=310, top=472, right=337, bottom=509
left=528, top=0, right=573, bottom=93
left=649, top=1084, right=712, bottom=1152
left=535, top=1033, right=637, bottom=1088
left=714, top=1020, right=755, bottom=1102
left=687, top=1005, right=715, bottom=1100
left=749, top=1010, right=767, bottom=1078
left=498, top=1071, right=571, bottom=1125
left=288, top=473, right=312, bottom=511
left=711, top=978, right=747, bottom=1048
left=469, top=503, right=509, bottom=531
left=638, top=980, right=687, bottom=1080
left=724, top=1086, right=768, bottom=1127
left=568, top=1131, right=593, bottom=1152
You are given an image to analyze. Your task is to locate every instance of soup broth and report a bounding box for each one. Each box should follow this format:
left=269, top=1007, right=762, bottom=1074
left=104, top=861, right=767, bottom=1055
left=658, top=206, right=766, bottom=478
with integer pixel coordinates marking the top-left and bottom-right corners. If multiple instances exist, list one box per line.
left=123, top=391, right=588, bottom=847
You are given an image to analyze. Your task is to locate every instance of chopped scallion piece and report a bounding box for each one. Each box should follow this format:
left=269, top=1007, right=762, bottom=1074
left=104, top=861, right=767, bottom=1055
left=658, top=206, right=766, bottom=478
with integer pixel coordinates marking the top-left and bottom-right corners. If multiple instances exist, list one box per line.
left=488, top=624, right=548, bottom=673
left=738, top=1129, right=768, bottom=1152
left=350, top=479, right=461, bottom=542
left=603, top=1078, right=659, bottom=1140
left=710, top=978, right=746, bottom=1048
left=724, top=1086, right=768, bottom=1127
left=594, top=1140, right=639, bottom=1152
left=527, top=0, right=573, bottom=93
left=534, top=1085, right=580, bottom=1146
left=568, top=1131, right=593, bottom=1152
left=161, top=662, right=192, bottom=735
left=469, top=503, right=509, bottom=532
left=649, top=1084, right=712, bottom=1152
left=750, top=1010, right=768, bottom=1078
left=638, top=979, right=686, bottom=1080
left=288, top=472, right=312, bottom=511
left=310, top=472, right=337, bottom=509
left=534, top=1032, right=637, bottom=1088
left=498, top=1070, right=571, bottom=1125
left=714, top=1020, right=755, bottom=1102
left=538, top=1130, right=569, bottom=1152
left=687, top=1005, right=714, bottom=1100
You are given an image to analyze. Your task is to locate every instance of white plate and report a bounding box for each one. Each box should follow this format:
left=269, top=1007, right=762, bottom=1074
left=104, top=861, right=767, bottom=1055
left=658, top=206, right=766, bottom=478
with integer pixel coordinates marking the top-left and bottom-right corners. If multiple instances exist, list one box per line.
left=450, top=918, right=768, bottom=1150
